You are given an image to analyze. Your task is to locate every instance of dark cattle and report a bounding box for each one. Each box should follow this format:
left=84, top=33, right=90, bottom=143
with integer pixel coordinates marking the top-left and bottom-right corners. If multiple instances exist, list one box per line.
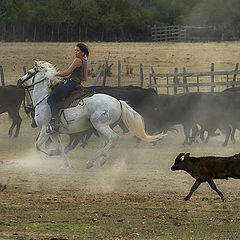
left=153, top=93, right=204, bottom=145
left=0, top=85, right=25, bottom=137
left=171, top=152, right=240, bottom=201
left=63, top=85, right=159, bottom=151
left=221, top=87, right=240, bottom=144
left=195, top=91, right=240, bottom=146
left=154, top=91, right=240, bottom=146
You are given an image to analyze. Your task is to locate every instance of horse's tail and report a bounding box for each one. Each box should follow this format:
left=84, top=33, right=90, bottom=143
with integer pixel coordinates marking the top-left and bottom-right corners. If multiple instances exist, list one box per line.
left=120, top=100, right=166, bottom=142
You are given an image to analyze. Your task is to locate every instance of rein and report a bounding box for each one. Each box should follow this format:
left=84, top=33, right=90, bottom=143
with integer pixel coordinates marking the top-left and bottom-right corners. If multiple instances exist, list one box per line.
left=20, top=69, right=50, bottom=111
left=34, top=95, right=49, bottom=109
left=21, top=69, right=47, bottom=89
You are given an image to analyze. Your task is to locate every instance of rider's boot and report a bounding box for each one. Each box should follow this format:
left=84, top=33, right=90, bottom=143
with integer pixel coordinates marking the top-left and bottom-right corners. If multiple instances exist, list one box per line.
left=46, top=118, right=60, bottom=134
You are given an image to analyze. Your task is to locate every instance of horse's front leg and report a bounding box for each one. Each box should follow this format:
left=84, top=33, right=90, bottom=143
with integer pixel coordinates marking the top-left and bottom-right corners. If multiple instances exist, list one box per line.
left=36, top=126, right=53, bottom=154
left=49, top=133, right=71, bottom=168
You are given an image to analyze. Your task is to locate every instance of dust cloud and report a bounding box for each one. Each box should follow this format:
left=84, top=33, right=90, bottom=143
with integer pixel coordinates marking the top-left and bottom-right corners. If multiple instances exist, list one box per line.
left=1, top=122, right=240, bottom=196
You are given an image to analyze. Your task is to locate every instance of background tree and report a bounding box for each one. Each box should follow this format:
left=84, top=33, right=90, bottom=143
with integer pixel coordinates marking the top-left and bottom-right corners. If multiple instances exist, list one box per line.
left=0, top=0, right=239, bottom=41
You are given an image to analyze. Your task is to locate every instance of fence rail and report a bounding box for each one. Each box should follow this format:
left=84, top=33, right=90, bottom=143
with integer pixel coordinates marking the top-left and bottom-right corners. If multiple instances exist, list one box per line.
left=151, top=25, right=184, bottom=42
left=149, top=63, right=240, bottom=95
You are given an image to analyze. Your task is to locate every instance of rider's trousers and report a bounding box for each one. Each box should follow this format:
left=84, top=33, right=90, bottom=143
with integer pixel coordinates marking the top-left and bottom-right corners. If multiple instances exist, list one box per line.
left=47, top=80, right=80, bottom=119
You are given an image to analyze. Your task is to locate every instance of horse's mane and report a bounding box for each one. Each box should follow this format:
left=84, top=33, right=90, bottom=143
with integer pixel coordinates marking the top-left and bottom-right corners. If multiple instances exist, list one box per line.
left=35, top=60, right=62, bottom=86
left=36, top=60, right=58, bottom=74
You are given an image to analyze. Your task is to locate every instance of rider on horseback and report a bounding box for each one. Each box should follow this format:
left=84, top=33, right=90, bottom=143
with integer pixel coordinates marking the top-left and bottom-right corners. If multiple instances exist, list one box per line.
left=47, top=43, right=89, bottom=133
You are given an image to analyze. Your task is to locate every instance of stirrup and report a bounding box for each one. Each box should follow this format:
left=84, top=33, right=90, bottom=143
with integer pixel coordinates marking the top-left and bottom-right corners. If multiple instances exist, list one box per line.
left=46, top=119, right=59, bottom=133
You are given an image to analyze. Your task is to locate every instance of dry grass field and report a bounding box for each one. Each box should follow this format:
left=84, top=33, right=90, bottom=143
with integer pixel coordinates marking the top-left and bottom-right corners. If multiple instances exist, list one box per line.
left=1, top=41, right=240, bottom=88
left=0, top=42, right=240, bottom=240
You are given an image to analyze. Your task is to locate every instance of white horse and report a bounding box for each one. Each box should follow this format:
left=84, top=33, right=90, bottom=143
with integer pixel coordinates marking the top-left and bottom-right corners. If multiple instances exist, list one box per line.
left=18, top=61, right=166, bottom=168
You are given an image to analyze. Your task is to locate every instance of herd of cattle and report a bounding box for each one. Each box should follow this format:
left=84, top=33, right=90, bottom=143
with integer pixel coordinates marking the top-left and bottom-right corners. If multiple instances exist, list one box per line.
left=1, top=84, right=240, bottom=201
left=2, top=84, right=240, bottom=148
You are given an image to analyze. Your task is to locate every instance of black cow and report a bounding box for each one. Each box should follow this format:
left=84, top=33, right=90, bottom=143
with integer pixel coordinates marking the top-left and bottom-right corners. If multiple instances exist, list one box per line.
left=0, top=85, right=25, bottom=137
left=171, top=152, right=240, bottom=201
left=154, top=91, right=240, bottom=146
left=152, top=93, right=204, bottom=145
left=221, top=87, right=240, bottom=144
left=195, top=91, right=240, bottom=146
left=199, top=87, right=240, bottom=145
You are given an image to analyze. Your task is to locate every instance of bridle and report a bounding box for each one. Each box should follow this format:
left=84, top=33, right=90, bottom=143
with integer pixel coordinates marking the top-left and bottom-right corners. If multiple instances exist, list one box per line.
left=18, top=67, right=50, bottom=111
left=18, top=67, right=47, bottom=89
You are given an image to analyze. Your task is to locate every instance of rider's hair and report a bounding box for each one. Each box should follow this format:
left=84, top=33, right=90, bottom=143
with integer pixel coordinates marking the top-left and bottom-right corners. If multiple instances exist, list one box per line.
left=76, top=43, right=89, bottom=58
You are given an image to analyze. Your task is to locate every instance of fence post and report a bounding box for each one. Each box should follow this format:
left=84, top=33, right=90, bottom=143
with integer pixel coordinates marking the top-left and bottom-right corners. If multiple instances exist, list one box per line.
left=232, top=63, right=239, bottom=88
left=166, top=76, right=169, bottom=95
left=151, top=67, right=158, bottom=94
left=196, top=75, right=200, bottom=92
left=93, top=66, right=103, bottom=86
left=226, top=74, right=229, bottom=88
left=139, top=63, right=143, bottom=87
left=102, top=60, right=108, bottom=86
left=182, top=67, right=188, bottom=93
left=149, top=73, right=152, bottom=88
left=173, top=68, right=178, bottom=95
left=211, top=63, right=215, bottom=92
left=0, top=66, right=5, bottom=86
left=118, top=60, right=121, bottom=86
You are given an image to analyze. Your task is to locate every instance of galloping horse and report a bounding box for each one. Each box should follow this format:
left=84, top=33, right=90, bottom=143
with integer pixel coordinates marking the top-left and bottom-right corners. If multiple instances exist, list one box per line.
left=17, top=61, right=166, bottom=168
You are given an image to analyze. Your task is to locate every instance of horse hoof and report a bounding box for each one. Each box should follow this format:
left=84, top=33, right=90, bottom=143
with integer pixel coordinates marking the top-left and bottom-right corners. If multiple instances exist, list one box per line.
left=86, top=161, right=94, bottom=169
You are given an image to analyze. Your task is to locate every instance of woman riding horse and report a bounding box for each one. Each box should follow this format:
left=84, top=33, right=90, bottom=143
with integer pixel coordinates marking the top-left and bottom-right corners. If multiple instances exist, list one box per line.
left=47, top=43, right=89, bottom=133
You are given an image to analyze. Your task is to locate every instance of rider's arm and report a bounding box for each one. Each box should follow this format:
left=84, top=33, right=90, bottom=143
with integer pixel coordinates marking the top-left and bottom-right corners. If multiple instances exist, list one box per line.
left=55, top=58, right=82, bottom=77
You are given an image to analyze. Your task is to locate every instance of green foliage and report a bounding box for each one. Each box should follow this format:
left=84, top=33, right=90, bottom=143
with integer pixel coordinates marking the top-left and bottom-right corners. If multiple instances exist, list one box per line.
left=0, top=0, right=239, bottom=41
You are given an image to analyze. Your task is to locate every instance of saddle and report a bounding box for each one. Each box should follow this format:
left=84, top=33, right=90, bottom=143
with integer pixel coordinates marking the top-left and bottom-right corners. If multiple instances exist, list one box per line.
left=52, top=83, right=95, bottom=109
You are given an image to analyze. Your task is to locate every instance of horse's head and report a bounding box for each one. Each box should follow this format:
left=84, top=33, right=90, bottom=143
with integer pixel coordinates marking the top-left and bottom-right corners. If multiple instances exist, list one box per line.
left=17, top=60, right=61, bottom=89
left=17, top=66, right=37, bottom=88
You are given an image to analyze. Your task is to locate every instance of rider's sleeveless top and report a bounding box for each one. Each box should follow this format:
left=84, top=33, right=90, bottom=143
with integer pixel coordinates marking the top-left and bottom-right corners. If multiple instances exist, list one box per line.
left=69, top=58, right=87, bottom=83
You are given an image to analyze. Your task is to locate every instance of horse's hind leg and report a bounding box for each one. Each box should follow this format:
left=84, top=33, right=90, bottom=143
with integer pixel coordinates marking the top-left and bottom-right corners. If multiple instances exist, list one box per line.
left=86, top=124, right=119, bottom=169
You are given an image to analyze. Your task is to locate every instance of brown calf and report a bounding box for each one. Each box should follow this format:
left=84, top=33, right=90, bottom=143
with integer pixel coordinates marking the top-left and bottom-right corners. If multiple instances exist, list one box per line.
left=171, top=152, right=240, bottom=201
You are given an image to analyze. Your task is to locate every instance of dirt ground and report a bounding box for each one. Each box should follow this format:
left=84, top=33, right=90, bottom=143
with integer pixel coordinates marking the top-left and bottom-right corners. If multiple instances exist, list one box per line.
left=1, top=42, right=240, bottom=239
left=1, top=111, right=240, bottom=240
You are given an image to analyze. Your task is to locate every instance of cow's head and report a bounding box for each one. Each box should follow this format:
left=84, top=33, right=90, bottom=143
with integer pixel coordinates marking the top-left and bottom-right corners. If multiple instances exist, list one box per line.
left=171, top=152, right=190, bottom=171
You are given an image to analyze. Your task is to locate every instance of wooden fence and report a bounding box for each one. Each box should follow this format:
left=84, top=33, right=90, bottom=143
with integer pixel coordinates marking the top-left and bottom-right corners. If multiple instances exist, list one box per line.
left=93, top=60, right=144, bottom=87
left=151, top=25, right=185, bottom=42
left=151, top=25, right=221, bottom=42
left=149, top=63, right=240, bottom=95
left=0, top=62, right=145, bottom=88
